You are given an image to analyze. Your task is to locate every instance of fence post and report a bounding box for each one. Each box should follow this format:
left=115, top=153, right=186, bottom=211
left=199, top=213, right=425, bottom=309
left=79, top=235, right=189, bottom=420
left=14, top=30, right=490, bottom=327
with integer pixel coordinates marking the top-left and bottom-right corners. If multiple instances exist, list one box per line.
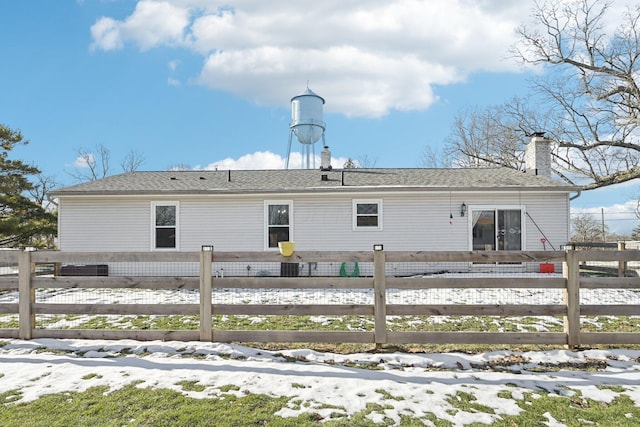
left=18, top=249, right=34, bottom=340
left=563, top=247, right=580, bottom=348
left=373, top=244, right=387, bottom=347
left=618, top=241, right=626, bottom=277
left=199, top=246, right=214, bottom=341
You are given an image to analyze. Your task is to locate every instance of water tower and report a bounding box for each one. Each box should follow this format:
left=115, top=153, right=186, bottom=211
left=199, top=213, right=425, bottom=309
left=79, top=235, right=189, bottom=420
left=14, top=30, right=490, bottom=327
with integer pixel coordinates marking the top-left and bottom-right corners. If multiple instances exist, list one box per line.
left=285, top=87, right=326, bottom=169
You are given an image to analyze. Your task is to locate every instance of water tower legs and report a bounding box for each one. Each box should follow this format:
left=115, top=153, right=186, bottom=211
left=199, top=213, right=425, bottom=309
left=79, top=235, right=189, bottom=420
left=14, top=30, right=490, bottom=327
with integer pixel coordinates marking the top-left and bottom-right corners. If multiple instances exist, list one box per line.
left=285, top=130, right=294, bottom=169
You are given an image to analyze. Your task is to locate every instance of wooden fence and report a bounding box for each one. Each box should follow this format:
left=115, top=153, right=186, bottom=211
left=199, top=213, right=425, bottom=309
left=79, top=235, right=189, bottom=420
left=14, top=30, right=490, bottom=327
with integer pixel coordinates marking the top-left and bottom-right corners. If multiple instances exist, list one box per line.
left=0, top=248, right=639, bottom=347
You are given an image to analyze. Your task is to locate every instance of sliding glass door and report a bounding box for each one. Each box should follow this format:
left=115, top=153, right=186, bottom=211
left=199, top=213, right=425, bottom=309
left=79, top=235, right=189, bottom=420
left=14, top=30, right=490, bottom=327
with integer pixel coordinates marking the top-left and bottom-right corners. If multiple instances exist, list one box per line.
left=472, top=209, right=522, bottom=251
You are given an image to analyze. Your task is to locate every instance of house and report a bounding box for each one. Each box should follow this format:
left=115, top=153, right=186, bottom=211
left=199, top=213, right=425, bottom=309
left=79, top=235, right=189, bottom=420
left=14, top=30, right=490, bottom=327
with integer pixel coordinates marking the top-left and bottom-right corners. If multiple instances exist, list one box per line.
left=50, top=135, right=577, bottom=276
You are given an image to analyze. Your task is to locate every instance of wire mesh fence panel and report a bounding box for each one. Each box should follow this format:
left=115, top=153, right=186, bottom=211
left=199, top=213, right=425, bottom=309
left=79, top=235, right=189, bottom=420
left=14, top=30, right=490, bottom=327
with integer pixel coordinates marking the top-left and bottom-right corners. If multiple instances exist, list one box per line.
left=580, top=316, right=640, bottom=333
left=34, top=314, right=201, bottom=331
left=386, top=287, right=564, bottom=305
left=213, top=288, right=373, bottom=305
left=0, top=314, right=18, bottom=328
left=388, top=261, right=558, bottom=276
left=97, top=262, right=201, bottom=277
left=28, top=257, right=203, bottom=332
left=211, top=262, right=375, bottom=278
left=35, top=288, right=200, bottom=305
left=212, top=315, right=375, bottom=332
left=386, top=315, right=566, bottom=333
left=581, top=289, right=640, bottom=305
left=0, top=263, right=18, bottom=276
left=5, top=249, right=638, bottom=343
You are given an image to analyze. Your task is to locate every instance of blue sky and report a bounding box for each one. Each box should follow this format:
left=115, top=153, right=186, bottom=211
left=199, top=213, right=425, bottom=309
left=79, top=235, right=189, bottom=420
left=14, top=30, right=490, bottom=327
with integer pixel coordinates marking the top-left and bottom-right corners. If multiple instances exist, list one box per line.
left=1, top=0, right=638, bottom=235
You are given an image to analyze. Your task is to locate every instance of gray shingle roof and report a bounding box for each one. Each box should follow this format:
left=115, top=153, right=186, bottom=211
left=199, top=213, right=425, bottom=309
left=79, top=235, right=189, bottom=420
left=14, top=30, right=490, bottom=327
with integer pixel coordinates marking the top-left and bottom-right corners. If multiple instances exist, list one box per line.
left=50, top=168, right=577, bottom=196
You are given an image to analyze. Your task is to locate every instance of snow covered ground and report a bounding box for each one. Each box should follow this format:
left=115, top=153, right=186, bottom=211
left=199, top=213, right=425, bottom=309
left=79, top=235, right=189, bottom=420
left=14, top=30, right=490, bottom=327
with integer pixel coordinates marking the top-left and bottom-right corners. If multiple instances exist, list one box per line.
left=1, top=276, right=640, bottom=425
left=1, top=338, right=639, bottom=426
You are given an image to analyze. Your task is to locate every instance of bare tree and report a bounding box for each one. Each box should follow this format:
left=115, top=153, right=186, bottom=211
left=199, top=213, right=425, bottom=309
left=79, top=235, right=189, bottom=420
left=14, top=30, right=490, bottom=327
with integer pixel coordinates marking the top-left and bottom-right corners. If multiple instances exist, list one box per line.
left=67, top=144, right=145, bottom=182
left=514, top=0, right=640, bottom=189
left=120, top=149, right=145, bottom=173
left=572, top=212, right=607, bottom=242
left=420, top=146, right=453, bottom=168
left=167, top=163, right=192, bottom=171
left=28, top=174, right=59, bottom=210
left=444, top=0, right=640, bottom=190
left=357, top=154, right=378, bottom=168
left=343, top=158, right=357, bottom=169
left=67, top=144, right=111, bottom=182
left=443, top=100, right=544, bottom=170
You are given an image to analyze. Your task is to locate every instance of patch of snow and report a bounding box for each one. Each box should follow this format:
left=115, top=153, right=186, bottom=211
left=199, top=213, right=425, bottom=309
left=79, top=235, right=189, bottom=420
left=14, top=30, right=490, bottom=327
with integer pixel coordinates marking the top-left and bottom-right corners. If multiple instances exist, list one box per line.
left=1, top=339, right=639, bottom=426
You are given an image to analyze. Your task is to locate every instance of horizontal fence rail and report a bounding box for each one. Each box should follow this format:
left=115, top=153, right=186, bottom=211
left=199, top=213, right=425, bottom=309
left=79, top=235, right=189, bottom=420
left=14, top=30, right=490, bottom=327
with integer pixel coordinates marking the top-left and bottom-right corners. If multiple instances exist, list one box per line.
left=0, top=248, right=638, bottom=347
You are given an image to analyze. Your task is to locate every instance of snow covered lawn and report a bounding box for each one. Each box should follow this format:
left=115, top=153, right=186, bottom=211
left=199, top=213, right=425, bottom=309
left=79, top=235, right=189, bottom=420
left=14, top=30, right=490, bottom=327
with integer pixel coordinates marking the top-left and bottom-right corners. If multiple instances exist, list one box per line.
left=1, top=338, right=639, bottom=426
left=1, top=276, right=640, bottom=425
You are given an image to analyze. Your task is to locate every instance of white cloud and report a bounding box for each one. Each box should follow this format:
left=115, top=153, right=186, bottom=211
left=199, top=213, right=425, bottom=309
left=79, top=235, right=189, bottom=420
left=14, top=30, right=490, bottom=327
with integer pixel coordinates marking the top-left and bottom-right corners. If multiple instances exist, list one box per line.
left=168, top=60, right=179, bottom=71
left=199, top=46, right=451, bottom=117
left=90, top=17, right=122, bottom=51
left=88, top=0, right=542, bottom=117
left=91, top=0, right=189, bottom=51
left=197, top=150, right=351, bottom=170
left=73, top=153, right=95, bottom=168
left=202, top=151, right=284, bottom=170
left=89, top=0, right=640, bottom=115
left=572, top=199, right=638, bottom=236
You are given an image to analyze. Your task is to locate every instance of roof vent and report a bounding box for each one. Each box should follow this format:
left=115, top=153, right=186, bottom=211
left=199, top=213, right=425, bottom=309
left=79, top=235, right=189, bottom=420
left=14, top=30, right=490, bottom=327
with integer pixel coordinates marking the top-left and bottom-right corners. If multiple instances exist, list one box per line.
left=170, top=177, right=177, bottom=180
left=321, top=174, right=328, bottom=181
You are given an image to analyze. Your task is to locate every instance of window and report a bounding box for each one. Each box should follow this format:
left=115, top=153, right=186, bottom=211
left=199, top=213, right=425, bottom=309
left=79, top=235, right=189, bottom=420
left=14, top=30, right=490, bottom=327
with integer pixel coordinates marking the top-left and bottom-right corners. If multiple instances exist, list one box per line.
left=152, top=202, right=178, bottom=250
left=266, top=202, right=292, bottom=248
left=471, top=208, right=522, bottom=251
left=353, top=200, right=382, bottom=230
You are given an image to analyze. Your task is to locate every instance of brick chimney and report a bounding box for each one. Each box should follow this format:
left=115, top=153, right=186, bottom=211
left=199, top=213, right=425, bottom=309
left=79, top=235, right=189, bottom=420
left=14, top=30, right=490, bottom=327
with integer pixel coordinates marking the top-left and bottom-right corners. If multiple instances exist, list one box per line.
left=320, top=145, right=332, bottom=171
left=525, top=132, right=552, bottom=177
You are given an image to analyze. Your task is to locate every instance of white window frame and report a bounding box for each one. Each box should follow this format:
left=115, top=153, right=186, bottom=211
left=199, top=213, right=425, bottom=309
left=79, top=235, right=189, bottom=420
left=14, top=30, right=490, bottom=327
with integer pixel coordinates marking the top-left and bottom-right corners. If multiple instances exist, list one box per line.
left=264, top=200, right=293, bottom=250
left=467, top=205, right=526, bottom=251
left=151, top=201, right=180, bottom=251
left=352, top=199, right=383, bottom=231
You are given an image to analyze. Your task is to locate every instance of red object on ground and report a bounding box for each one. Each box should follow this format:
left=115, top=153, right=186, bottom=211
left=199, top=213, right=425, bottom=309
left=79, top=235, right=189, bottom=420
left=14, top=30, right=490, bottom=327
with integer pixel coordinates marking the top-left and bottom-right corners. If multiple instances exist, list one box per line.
left=540, top=263, right=555, bottom=273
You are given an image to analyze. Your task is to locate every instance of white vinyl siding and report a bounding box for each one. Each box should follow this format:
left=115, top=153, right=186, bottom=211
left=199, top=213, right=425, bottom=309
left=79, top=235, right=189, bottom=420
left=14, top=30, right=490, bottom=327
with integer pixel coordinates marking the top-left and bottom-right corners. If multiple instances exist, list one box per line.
left=56, top=191, right=570, bottom=253
left=180, top=199, right=263, bottom=251
left=57, top=198, right=150, bottom=251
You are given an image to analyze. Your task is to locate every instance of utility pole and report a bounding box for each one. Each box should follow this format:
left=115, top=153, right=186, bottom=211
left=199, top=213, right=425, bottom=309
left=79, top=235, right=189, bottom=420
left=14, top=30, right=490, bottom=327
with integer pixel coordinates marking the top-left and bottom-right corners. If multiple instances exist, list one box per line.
left=601, top=208, right=606, bottom=242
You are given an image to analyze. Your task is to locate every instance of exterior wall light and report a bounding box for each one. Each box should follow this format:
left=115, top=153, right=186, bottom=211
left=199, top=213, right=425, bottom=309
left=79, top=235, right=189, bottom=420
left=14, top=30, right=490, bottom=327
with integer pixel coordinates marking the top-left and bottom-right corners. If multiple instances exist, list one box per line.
left=460, top=203, right=467, bottom=217
left=201, top=245, right=214, bottom=252
left=373, top=244, right=384, bottom=251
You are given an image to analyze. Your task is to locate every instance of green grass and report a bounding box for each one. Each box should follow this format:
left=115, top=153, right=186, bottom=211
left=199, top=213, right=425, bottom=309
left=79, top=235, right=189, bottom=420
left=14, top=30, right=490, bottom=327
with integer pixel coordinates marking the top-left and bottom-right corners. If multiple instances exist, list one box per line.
left=1, top=383, right=639, bottom=426
left=215, top=314, right=375, bottom=331
left=469, top=391, right=640, bottom=427
left=176, top=380, right=206, bottom=392
left=31, top=312, right=640, bottom=336
left=446, top=391, right=495, bottom=415
left=81, top=373, right=102, bottom=380
left=0, top=383, right=412, bottom=426
left=375, top=389, right=405, bottom=401
left=0, top=384, right=300, bottom=427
